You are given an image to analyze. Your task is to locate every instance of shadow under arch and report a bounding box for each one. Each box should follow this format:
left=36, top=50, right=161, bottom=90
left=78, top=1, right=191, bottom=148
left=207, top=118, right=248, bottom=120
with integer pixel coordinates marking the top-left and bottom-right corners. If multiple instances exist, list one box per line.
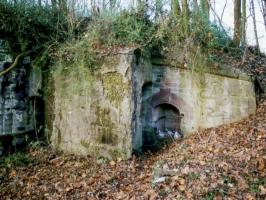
left=148, top=88, right=193, bottom=119
left=141, top=88, right=192, bottom=151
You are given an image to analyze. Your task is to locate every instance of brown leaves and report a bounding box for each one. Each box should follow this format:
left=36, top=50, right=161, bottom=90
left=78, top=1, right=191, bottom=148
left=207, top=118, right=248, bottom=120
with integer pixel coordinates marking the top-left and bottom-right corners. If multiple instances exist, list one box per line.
left=144, top=189, right=157, bottom=200
left=178, top=178, right=186, bottom=192
left=257, top=157, right=265, bottom=172
left=259, top=185, right=266, bottom=195
left=0, top=100, right=265, bottom=199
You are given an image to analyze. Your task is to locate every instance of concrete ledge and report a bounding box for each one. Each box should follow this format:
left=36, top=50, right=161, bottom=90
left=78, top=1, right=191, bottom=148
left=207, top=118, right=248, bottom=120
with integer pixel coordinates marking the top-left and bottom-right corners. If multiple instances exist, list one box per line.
left=151, top=58, right=254, bottom=82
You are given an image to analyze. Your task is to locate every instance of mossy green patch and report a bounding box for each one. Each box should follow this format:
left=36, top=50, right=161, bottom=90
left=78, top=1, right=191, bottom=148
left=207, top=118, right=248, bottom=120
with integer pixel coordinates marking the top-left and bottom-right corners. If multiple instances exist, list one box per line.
left=102, top=72, right=128, bottom=106
left=80, top=140, right=92, bottom=149
left=52, top=63, right=94, bottom=107
left=91, top=106, right=118, bottom=146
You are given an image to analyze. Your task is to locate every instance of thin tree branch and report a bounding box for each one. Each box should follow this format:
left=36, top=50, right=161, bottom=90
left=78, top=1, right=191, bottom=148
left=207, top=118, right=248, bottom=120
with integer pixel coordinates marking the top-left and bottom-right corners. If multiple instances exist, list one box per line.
left=209, top=3, right=229, bottom=37
left=221, top=0, right=227, bottom=22
left=250, top=0, right=260, bottom=50
left=0, top=35, right=47, bottom=76
left=0, top=50, right=31, bottom=77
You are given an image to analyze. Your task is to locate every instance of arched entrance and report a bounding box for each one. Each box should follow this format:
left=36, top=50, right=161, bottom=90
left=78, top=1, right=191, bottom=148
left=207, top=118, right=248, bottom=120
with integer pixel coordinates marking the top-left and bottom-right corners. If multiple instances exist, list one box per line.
left=153, top=103, right=182, bottom=134
left=141, top=88, right=186, bottom=150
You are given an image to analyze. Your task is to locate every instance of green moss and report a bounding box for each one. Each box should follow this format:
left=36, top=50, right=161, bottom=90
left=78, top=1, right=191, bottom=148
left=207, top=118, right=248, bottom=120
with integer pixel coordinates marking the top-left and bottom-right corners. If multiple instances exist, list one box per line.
left=92, top=106, right=118, bottom=146
left=0, top=152, right=36, bottom=168
left=43, top=70, right=55, bottom=141
left=52, top=63, right=94, bottom=107
left=102, top=72, right=128, bottom=106
left=110, top=149, right=127, bottom=159
left=80, top=140, right=92, bottom=149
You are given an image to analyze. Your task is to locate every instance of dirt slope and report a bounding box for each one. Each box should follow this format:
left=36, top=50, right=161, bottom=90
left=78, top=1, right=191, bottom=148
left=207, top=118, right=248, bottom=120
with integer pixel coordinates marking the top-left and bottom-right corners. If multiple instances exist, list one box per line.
left=0, top=101, right=265, bottom=200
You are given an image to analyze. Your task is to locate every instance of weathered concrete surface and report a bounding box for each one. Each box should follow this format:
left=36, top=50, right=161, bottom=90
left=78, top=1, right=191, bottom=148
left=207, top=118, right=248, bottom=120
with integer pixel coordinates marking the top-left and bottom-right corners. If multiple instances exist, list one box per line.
left=49, top=53, right=134, bottom=160
left=132, top=57, right=256, bottom=151
left=0, top=40, right=42, bottom=137
left=48, top=50, right=256, bottom=158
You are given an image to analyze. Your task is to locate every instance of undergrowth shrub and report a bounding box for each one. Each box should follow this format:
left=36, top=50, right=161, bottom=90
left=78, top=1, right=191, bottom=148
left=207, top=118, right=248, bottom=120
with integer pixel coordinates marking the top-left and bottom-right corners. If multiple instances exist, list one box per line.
left=1, top=0, right=241, bottom=76
left=90, top=11, right=156, bottom=47
left=190, top=12, right=243, bottom=58
left=0, top=1, right=69, bottom=52
left=1, top=0, right=236, bottom=70
left=207, top=24, right=232, bottom=50
left=0, top=152, right=35, bottom=168
left=54, top=10, right=157, bottom=71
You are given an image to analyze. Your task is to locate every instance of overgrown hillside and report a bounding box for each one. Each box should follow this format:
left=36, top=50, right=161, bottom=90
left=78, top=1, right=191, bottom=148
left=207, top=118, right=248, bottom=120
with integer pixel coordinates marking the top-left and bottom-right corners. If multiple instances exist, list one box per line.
left=0, top=1, right=265, bottom=199
left=0, top=100, right=265, bottom=199
left=1, top=0, right=265, bottom=82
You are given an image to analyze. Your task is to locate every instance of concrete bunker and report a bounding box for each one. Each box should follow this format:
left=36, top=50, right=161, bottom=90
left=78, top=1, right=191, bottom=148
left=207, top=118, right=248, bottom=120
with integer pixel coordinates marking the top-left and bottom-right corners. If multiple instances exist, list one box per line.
left=46, top=49, right=256, bottom=159
left=0, top=44, right=258, bottom=159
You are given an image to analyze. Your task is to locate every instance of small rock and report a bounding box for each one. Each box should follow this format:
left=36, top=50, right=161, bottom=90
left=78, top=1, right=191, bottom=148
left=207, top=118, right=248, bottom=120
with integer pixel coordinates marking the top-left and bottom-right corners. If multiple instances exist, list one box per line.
left=152, top=177, right=166, bottom=184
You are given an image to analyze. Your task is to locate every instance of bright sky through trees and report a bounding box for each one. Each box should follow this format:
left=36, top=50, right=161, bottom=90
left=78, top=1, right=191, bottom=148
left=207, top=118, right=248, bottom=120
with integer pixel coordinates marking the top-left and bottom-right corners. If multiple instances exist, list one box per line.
left=212, top=0, right=266, bottom=53
left=23, top=0, right=266, bottom=53
left=90, top=0, right=266, bottom=53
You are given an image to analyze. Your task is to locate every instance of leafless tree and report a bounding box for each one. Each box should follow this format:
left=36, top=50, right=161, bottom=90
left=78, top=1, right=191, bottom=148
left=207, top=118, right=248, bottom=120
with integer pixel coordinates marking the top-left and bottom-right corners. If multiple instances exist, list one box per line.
left=193, top=0, right=199, bottom=12
left=250, top=0, right=260, bottom=50
left=233, top=0, right=242, bottom=46
left=182, top=0, right=189, bottom=36
left=241, top=0, right=247, bottom=46
left=172, top=0, right=181, bottom=17
left=200, top=0, right=210, bottom=19
left=259, top=0, right=266, bottom=30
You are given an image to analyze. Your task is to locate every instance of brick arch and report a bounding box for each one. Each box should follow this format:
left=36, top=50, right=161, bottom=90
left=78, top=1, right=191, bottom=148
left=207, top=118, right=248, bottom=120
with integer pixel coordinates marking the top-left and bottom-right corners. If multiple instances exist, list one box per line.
left=149, top=88, right=193, bottom=119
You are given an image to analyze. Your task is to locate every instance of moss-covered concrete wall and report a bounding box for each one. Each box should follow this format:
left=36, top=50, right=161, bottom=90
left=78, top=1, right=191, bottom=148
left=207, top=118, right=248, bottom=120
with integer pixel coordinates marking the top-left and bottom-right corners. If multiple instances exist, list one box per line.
left=49, top=52, right=134, bottom=160
left=48, top=49, right=256, bottom=158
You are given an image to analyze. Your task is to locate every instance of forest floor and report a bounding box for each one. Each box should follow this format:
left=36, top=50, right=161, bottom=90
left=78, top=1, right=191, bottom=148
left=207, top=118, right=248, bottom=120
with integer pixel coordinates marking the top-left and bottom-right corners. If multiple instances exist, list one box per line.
left=0, top=100, right=265, bottom=200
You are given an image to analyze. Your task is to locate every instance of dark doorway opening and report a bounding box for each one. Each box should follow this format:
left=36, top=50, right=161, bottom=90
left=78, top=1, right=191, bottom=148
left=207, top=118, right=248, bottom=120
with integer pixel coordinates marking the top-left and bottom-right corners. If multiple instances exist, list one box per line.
left=154, top=103, right=181, bottom=134
left=142, top=102, right=183, bottom=151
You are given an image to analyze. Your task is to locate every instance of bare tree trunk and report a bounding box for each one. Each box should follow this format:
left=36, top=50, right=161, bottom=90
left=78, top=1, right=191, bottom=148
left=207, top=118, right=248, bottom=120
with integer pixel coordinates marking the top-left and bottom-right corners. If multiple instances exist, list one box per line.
left=59, top=0, right=68, bottom=15
left=261, top=0, right=266, bottom=30
left=193, top=0, right=199, bottom=12
left=137, top=0, right=147, bottom=14
left=51, top=0, right=58, bottom=11
left=137, top=0, right=144, bottom=9
left=172, top=0, right=181, bottom=17
left=155, top=0, right=163, bottom=21
left=110, top=0, right=116, bottom=11
left=250, top=0, right=260, bottom=50
left=182, top=0, right=189, bottom=36
left=102, top=0, right=106, bottom=11
left=241, top=0, right=246, bottom=46
left=233, top=0, right=242, bottom=46
left=200, top=0, right=210, bottom=19
left=91, top=0, right=99, bottom=20
left=242, top=0, right=247, bottom=63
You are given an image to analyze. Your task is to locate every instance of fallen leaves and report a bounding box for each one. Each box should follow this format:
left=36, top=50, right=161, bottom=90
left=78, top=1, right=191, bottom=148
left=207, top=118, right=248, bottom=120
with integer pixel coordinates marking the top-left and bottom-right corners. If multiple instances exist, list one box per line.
left=259, top=185, right=266, bottom=195
left=257, top=157, right=265, bottom=171
left=0, top=100, right=265, bottom=199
